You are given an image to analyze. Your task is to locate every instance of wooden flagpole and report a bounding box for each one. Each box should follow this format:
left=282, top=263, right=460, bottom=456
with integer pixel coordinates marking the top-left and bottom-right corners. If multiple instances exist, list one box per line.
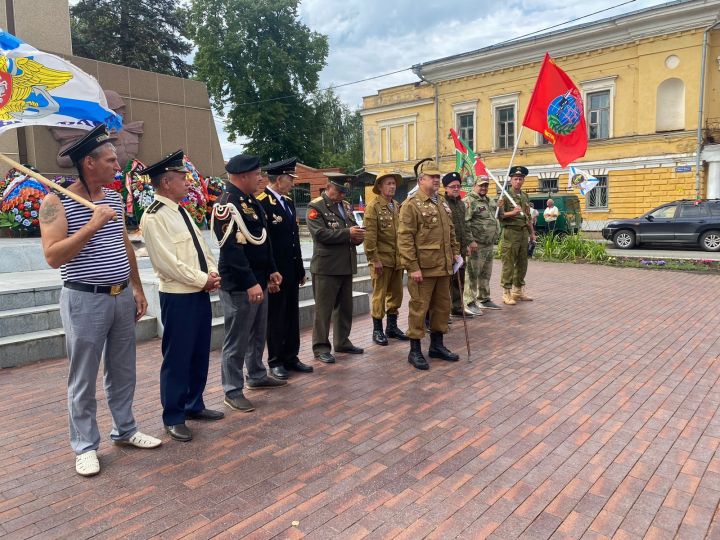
left=0, top=152, right=97, bottom=212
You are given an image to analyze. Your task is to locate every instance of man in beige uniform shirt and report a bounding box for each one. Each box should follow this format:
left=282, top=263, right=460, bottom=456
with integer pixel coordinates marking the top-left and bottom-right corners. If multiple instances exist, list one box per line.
left=140, top=150, right=224, bottom=443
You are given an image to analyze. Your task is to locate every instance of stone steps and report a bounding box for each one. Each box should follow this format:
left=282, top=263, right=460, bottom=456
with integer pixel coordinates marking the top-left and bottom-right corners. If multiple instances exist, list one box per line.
left=0, top=239, right=372, bottom=368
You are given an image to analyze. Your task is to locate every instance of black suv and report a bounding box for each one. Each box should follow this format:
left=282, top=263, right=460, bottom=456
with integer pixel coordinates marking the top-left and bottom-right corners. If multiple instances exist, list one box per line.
left=602, top=200, right=720, bottom=251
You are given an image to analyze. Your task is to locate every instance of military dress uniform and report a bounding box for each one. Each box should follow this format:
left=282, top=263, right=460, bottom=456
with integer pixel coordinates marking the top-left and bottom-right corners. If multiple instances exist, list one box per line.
left=257, top=158, right=310, bottom=378
left=140, top=151, right=223, bottom=441
left=397, top=181, right=460, bottom=370
left=499, top=167, right=534, bottom=304
left=213, top=155, right=284, bottom=408
left=463, top=184, right=500, bottom=309
left=364, top=173, right=408, bottom=345
left=307, top=187, right=361, bottom=361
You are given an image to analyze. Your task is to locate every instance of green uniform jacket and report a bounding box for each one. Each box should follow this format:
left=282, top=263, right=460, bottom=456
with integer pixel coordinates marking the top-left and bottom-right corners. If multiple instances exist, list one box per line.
left=446, top=195, right=469, bottom=253
left=364, top=197, right=400, bottom=268
left=464, top=191, right=499, bottom=245
left=398, top=191, right=459, bottom=277
left=498, top=187, right=532, bottom=230
left=307, top=193, right=358, bottom=275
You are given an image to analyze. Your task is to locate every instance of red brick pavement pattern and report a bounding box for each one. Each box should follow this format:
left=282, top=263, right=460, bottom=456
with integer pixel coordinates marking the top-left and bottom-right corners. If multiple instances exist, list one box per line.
left=1, top=261, right=720, bottom=539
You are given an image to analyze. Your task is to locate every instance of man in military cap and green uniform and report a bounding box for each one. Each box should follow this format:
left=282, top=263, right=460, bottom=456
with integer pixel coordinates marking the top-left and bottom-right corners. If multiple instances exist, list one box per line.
left=364, top=172, right=408, bottom=345
left=498, top=165, right=535, bottom=305
left=398, top=162, right=461, bottom=370
left=463, top=176, right=501, bottom=312
left=442, top=171, right=475, bottom=318
left=307, top=173, right=366, bottom=364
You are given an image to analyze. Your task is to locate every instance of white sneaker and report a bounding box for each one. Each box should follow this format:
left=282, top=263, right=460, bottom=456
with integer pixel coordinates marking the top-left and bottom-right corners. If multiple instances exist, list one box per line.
left=114, top=431, right=162, bottom=449
left=75, top=450, right=100, bottom=477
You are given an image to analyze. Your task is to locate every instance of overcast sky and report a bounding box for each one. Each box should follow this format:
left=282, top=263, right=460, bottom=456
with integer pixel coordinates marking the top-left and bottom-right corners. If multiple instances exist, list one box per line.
left=217, top=0, right=670, bottom=158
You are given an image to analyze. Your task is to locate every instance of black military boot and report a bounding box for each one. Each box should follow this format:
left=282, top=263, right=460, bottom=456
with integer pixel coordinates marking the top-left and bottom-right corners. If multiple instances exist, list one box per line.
left=428, top=332, right=459, bottom=361
left=372, top=318, right=388, bottom=346
left=408, top=339, right=429, bottom=370
left=385, top=313, right=409, bottom=341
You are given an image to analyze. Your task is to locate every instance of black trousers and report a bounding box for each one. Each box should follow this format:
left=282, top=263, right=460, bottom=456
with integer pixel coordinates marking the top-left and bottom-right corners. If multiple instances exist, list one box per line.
left=267, top=270, right=301, bottom=368
left=159, top=291, right=211, bottom=426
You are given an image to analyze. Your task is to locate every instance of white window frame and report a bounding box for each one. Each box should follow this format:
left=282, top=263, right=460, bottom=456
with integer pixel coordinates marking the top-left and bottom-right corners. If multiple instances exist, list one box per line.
left=580, top=76, right=616, bottom=140
left=491, top=92, right=520, bottom=151
left=586, top=175, right=609, bottom=210
left=453, top=100, right=478, bottom=151
left=378, top=113, right=417, bottom=163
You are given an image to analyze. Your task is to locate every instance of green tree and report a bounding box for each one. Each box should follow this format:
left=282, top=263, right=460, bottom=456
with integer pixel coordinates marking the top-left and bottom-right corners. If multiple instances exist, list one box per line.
left=71, top=0, right=193, bottom=78
left=313, top=89, right=363, bottom=172
left=189, top=0, right=328, bottom=165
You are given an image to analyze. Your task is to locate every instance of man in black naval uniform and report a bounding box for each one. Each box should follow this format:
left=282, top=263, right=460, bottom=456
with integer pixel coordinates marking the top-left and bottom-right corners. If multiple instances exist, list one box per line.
left=257, top=157, right=313, bottom=379
left=212, top=154, right=287, bottom=414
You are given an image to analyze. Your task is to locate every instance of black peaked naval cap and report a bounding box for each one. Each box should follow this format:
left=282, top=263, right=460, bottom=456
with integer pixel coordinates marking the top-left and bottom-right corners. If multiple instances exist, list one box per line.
left=442, top=171, right=462, bottom=187
left=58, top=124, right=112, bottom=162
left=137, top=150, right=186, bottom=179
left=263, top=157, right=298, bottom=177
left=226, top=154, right=261, bottom=174
left=509, top=165, right=529, bottom=177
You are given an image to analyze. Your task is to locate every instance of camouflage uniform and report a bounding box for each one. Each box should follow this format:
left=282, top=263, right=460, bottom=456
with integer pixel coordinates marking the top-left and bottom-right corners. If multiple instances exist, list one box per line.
left=498, top=186, right=532, bottom=295
left=463, top=191, right=499, bottom=305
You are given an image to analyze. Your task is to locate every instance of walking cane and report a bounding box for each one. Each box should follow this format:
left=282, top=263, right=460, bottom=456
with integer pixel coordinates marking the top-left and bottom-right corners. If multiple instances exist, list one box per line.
left=455, top=270, right=472, bottom=363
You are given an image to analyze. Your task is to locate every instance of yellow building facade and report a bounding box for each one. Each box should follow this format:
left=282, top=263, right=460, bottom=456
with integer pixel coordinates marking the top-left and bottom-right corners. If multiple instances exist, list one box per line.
left=360, top=0, right=720, bottom=230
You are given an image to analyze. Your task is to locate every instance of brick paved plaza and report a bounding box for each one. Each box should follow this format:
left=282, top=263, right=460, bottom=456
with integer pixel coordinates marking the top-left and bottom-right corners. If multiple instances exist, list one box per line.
left=1, top=261, right=720, bottom=539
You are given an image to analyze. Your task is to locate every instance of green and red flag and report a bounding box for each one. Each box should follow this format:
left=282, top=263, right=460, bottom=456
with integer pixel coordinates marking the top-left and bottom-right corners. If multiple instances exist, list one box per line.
left=450, top=128, right=490, bottom=189
left=522, top=53, right=587, bottom=167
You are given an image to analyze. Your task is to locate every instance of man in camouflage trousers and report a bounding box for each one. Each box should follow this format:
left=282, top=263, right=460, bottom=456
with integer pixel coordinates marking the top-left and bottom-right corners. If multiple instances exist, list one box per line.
left=463, top=177, right=502, bottom=313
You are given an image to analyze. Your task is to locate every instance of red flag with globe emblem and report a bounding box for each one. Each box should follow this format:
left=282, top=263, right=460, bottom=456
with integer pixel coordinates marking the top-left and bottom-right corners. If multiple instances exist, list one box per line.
left=522, top=53, right=587, bottom=167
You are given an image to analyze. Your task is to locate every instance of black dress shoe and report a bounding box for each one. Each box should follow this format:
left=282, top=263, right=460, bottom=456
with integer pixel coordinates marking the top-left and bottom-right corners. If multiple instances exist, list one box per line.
left=316, top=352, right=336, bottom=363
left=165, top=424, right=192, bottom=442
left=335, top=346, right=364, bottom=354
left=286, top=360, right=314, bottom=373
left=270, top=366, right=290, bottom=379
left=186, top=408, right=225, bottom=421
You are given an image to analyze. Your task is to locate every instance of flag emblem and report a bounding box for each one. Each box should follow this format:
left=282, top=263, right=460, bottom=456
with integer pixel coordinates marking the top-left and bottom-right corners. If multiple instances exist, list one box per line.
left=546, top=91, right=583, bottom=139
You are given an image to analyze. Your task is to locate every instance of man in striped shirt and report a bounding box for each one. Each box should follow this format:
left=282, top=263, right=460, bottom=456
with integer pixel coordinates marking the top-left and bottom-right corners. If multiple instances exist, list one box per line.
left=39, top=124, right=161, bottom=478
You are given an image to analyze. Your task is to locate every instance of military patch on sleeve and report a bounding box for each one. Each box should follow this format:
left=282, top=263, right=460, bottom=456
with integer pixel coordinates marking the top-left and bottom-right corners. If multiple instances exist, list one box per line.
left=307, top=208, right=319, bottom=220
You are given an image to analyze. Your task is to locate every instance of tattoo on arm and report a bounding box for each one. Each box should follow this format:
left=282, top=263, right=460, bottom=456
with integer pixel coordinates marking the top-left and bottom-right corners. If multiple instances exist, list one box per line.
left=40, top=201, right=60, bottom=224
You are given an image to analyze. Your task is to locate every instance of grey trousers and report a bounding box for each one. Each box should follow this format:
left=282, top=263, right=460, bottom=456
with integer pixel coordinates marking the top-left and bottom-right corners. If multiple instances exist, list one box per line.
left=219, top=288, right=268, bottom=398
left=60, top=286, right=138, bottom=455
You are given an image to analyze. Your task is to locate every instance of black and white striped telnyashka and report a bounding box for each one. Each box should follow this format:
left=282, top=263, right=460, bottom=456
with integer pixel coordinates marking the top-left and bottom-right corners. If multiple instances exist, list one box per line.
left=60, top=188, right=131, bottom=285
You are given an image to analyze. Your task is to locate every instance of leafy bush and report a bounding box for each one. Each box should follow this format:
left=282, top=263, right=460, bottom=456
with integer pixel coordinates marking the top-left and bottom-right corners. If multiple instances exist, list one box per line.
left=535, top=233, right=608, bottom=262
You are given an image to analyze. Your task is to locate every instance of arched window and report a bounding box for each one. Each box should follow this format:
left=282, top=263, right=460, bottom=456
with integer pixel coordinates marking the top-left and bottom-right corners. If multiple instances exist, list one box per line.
left=656, top=78, right=685, bottom=132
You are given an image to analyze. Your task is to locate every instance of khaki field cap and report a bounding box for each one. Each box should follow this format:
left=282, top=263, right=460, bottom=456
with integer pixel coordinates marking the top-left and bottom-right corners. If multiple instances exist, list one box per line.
left=477, top=177, right=490, bottom=185
left=419, top=161, right=442, bottom=177
left=373, top=172, right=402, bottom=194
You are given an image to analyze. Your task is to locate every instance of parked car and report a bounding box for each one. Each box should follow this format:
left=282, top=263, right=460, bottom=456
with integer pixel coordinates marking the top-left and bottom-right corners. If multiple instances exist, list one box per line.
left=602, top=199, right=720, bottom=251
left=527, top=193, right=582, bottom=236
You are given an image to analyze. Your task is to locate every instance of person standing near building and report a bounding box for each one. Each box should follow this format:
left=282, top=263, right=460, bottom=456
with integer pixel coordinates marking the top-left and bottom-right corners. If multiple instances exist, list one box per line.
left=463, top=177, right=501, bottom=313
left=544, top=198, right=560, bottom=235
left=443, top=172, right=475, bottom=318
left=498, top=166, right=535, bottom=305
left=39, top=124, right=161, bottom=477
left=212, top=154, right=287, bottom=414
left=307, top=173, right=365, bottom=364
left=398, top=163, right=461, bottom=370
left=139, top=150, right=224, bottom=443
left=363, top=172, right=409, bottom=346
left=257, top=157, right=313, bottom=379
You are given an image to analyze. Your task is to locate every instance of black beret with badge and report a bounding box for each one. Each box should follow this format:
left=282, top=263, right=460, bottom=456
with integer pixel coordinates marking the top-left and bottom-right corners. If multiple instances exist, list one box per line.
left=263, top=157, right=298, bottom=178
left=59, top=123, right=112, bottom=163
left=442, top=171, right=462, bottom=187
left=324, top=171, right=353, bottom=194
left=508, top=165, right=529, bottom=177
left=136, top=149, right=186, bottom=179
left=225, top=154, right=261, bottom=174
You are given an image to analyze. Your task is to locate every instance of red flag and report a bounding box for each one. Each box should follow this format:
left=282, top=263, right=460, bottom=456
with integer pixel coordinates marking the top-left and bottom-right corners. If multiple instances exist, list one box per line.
left=522, top=53, right=587, bottom=167
left=474, top=156, right=489, bottom=178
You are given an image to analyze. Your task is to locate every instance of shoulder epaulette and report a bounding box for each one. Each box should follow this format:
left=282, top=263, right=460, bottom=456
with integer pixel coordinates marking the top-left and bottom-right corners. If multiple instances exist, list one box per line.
left=145, top=200, right=164, bottom=215
left=257, top=192, right=268, bottom=201
left=219, top=192, right=230, bottom=205
left=283, top=195, right=292, bottom=202
left=310, top=196, right=323, bottom=204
